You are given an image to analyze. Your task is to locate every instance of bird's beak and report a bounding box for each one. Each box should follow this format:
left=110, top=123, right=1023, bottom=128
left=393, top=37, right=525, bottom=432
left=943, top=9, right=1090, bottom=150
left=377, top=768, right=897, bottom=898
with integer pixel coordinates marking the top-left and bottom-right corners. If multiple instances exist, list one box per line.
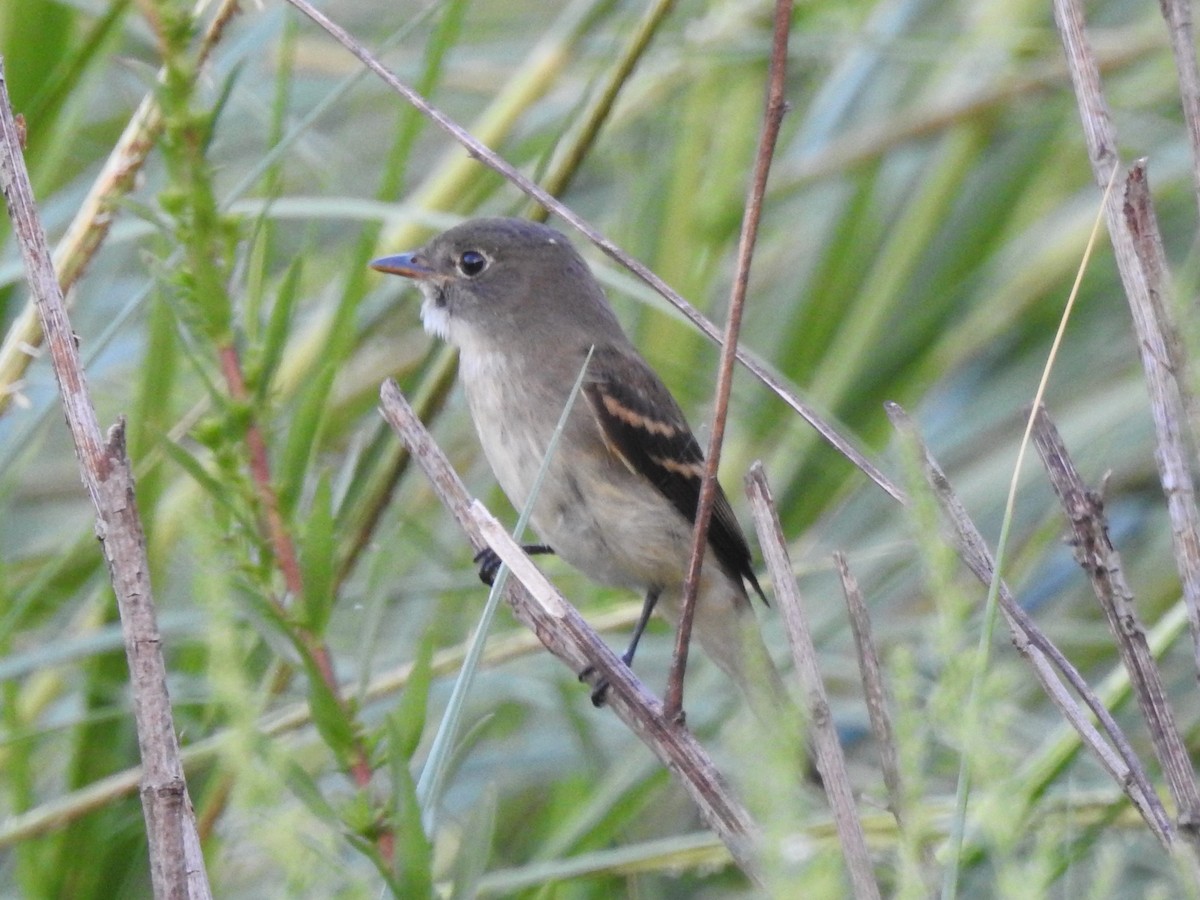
left=369, top=252, right=436, bottom=280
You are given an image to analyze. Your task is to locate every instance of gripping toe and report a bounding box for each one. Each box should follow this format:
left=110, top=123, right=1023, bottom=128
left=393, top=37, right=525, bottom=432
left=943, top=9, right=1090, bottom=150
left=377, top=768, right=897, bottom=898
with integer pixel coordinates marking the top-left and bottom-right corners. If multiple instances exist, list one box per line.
left=473, top=547, right=501, bottom=586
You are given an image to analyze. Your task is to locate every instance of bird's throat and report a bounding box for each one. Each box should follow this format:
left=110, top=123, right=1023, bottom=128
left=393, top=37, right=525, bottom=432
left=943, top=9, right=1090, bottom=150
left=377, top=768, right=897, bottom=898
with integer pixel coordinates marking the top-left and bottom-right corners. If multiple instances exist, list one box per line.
left=419, top=286, right=451, bottom=340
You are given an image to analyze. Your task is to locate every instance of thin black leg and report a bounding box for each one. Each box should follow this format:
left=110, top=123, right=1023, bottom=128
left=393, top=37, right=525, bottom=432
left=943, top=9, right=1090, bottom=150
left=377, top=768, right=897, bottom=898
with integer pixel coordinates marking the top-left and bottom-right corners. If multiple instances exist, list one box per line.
left=474, top=544, right=554, bottom=586
left=620, top=586, right=661, bottom=666
left=588, top=586, right=661, bottom=707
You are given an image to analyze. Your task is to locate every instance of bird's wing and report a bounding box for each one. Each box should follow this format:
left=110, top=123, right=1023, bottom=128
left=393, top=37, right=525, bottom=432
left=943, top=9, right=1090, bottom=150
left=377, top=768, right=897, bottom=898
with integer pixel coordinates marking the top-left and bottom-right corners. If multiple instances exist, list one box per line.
left=581, top=344, right=766, bottom=602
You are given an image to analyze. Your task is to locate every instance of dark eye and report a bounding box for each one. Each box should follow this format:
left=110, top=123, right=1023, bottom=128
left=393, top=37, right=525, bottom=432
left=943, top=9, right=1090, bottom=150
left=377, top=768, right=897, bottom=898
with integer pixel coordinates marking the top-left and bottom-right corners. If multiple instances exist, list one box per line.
left=457, top=250, right=488, bottom=277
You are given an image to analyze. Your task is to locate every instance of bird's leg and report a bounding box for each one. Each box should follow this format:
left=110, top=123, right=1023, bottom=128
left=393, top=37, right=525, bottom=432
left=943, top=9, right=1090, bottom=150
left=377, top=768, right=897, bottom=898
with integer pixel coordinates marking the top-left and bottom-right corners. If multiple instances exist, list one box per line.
left=621, top=586, right=661, bottom=667
left=473, top=544, right=554, bottom=586
left=585, top=587, right=661, bottom=707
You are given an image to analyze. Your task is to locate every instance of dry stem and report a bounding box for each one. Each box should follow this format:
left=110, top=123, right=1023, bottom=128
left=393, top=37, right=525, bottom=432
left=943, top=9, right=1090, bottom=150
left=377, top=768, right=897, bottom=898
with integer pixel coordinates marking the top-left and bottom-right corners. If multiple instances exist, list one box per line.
left=886, top=402, right=1173, bottom=846
left=667, top=0, right=793, bottom=722
left=1032, top=406, right=1200, bottom=846
left=746, top=464, right=881, bottom=900
left=0, top=59, right=212, bottom=900
left=1053, top=0, right=1200, bottom=683
left=379, top=380, right=764, bottom=882
left=834, top=553, right=906, bottom=831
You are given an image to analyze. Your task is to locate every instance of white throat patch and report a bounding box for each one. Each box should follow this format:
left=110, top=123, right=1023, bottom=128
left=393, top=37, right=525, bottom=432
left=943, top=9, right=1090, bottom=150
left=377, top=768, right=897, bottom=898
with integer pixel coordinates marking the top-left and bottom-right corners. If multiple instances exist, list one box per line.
left=416, top=282, right=451, bottom=340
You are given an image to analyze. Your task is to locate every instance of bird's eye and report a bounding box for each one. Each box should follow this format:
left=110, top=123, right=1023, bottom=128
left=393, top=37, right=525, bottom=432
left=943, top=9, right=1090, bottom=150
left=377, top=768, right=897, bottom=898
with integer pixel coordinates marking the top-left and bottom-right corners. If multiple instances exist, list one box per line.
left=457, top=250, right=488, bottom=277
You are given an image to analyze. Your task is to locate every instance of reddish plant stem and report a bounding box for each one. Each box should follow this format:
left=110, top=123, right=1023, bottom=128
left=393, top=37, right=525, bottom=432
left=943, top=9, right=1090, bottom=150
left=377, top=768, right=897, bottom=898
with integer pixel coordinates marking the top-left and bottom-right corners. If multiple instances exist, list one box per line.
left=215, top=343, right=387, bottom=856
left=664, top=0, right=793, bottom=722
left=217, top=345, right=304, bottom=596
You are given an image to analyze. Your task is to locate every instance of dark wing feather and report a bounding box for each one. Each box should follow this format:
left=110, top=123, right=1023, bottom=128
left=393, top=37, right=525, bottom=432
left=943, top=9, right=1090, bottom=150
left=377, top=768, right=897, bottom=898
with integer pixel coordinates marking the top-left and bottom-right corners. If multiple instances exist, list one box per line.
left=582, top=344, right=766, bottom=603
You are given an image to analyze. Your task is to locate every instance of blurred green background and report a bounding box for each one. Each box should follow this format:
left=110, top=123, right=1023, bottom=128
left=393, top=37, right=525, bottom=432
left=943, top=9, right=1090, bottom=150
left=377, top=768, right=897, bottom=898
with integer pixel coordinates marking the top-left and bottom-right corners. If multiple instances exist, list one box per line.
left=1, top=0, right=1197, bottom=896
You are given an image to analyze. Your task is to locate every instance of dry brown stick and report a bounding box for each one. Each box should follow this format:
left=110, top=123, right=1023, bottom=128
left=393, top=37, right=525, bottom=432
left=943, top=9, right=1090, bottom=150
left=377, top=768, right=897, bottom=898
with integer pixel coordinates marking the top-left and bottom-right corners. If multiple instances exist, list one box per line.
left=1053, top=0, right=1200, bottom=679
left=0, top=59, right=212, bottom=900
left=1124, top=163, right=1198, bottom=430
left=1158, top=0, right=1200, bottom=222
left=665, top=0, right=793, bottom=723
left=378, top=379, right=763, bottom=881
left=885, top=402, right=1173, bottom=846
left=1123, top=161, right=1200, bottom=577
left=833, top=552, right=905, bottom=830
left=745, top=464, right=881, bottom=900
left=1032, top=406, right=1200, bottom=842
left=0, top=0, right=240, bottom=416
left=835, top=550, right=937, bottom=886
left=283, top=0, right=901, bottom=506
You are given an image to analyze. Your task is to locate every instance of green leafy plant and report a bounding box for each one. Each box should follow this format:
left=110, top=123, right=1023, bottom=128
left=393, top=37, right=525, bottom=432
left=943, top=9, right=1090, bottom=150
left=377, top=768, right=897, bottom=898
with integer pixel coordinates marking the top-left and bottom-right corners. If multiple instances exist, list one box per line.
left=3, top=0, right=1200, bottom=896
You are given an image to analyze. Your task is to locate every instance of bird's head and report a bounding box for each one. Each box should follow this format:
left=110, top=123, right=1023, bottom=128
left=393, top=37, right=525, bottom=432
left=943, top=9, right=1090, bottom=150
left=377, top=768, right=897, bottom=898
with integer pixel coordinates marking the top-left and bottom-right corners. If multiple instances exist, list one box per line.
left=371, top=217, right=623, bottom=352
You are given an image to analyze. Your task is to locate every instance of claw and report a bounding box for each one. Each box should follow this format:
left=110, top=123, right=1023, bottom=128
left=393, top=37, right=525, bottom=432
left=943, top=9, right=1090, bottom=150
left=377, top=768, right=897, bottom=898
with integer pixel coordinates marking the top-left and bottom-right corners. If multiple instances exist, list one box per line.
left=578, top=665, right=611, bottom=706
left=473, top=544, right=555, bottom=586
left=473, top=547, right=501, bottom=586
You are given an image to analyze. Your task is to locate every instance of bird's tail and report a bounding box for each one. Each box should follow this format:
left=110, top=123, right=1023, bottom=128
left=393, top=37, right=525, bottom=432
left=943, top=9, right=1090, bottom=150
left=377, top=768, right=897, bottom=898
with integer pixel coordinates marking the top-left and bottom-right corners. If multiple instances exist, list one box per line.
left=662, top=579, right=797, bottom=734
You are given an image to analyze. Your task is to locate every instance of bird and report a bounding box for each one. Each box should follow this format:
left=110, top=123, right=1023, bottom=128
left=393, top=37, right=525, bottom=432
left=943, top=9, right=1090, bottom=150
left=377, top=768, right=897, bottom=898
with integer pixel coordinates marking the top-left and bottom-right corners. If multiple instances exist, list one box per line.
left=371, top=217, right=783, bottom=711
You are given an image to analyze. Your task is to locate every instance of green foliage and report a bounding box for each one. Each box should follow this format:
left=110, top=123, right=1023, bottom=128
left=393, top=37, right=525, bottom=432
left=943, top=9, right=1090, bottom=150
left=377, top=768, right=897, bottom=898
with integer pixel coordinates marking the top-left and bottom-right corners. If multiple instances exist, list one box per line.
left=3, top=0, right=1200, bottom=896
left=299, top=473, right=336, bottom=634
left=386, top=662, right=436, bottom=897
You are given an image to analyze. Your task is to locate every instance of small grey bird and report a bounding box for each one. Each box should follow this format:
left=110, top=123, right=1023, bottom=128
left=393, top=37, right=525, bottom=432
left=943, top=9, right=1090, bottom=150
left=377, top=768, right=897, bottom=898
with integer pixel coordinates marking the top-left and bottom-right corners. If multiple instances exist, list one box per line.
left=372, top=217, right=780, bottom=707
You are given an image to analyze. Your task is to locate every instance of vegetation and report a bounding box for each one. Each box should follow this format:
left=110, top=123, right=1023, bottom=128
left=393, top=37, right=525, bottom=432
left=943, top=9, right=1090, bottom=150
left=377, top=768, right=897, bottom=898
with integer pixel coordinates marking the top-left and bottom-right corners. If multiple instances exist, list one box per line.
left=1, top=0, right=1198, bottom=895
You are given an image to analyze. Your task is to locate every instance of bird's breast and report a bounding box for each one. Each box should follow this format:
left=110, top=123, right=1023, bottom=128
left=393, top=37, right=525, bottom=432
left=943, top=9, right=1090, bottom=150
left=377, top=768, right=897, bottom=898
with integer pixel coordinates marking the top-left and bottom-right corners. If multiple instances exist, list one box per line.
left=457, top=349, right=709, bottom=592
left=459, top=350, right=563, bottom=511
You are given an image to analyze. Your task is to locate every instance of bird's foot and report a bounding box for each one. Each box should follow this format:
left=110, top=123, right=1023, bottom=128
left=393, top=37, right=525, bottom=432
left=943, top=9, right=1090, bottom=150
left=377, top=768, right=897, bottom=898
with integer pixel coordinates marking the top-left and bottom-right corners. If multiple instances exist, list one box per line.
left=579, top=646, right=638, bottom=707
left=473, top=548, right=502, bottom=586
left=578, top=665, right=610, bottom=707
left=473, top=543, right=554, bottom=586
